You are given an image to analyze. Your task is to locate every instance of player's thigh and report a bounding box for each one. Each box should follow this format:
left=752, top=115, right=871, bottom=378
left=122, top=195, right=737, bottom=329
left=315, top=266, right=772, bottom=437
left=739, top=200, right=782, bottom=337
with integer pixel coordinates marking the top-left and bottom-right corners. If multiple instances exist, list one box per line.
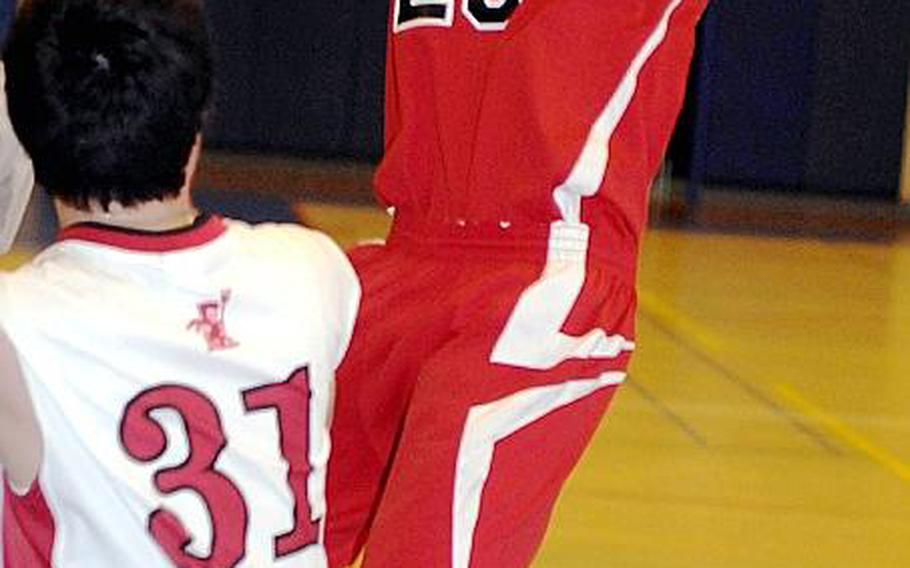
left=468, top=384, right=618, bottom=568
left=327, top=245, right=460, bottom=566
left=363, top=338, right=621, bottom=567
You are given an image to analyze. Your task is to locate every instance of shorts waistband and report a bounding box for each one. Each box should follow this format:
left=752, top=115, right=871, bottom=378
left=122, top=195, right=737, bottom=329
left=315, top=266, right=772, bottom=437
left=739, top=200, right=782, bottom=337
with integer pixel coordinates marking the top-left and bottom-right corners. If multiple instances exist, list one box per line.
left=386, top=213, right=636, bottom=277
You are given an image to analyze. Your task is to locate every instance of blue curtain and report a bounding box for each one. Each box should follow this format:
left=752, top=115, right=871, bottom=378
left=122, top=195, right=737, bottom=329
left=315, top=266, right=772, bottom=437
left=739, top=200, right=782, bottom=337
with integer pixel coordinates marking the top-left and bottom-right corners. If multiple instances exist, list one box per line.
left=0, top=0, right=14, bottom=50
left=689, top=0, right=909, bottom=199
left=691, top=0, right=819, bottom=192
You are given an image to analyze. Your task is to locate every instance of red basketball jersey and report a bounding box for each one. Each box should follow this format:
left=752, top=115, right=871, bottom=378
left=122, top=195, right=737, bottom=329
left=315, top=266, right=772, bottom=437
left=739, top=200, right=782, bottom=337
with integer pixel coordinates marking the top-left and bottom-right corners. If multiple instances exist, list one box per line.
left=377, top=0, right=707, bottom=259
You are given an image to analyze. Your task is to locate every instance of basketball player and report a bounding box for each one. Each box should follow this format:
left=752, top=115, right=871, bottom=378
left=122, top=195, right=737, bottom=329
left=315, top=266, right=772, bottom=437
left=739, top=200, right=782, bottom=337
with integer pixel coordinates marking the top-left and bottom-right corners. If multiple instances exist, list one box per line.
left=0, top=0, right=359, bottom=566
left=0, top=0, right=34, bottom=254
left=325, top=1, right=708, bottom=566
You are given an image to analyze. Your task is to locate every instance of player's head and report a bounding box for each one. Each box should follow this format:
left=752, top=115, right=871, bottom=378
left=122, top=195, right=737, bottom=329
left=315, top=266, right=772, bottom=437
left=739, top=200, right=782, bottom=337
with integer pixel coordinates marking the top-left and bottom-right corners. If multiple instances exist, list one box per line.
left=4, top=0, right=213, bottom=211
left=199, top=302, right=219, bottom=320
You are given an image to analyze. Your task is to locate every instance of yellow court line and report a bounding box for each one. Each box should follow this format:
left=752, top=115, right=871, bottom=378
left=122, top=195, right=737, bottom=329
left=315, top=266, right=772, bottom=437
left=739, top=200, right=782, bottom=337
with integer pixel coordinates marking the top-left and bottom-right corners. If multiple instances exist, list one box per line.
left=775, top=383, right=910, bottom=483
left=637, top=288, right=726, bottom=354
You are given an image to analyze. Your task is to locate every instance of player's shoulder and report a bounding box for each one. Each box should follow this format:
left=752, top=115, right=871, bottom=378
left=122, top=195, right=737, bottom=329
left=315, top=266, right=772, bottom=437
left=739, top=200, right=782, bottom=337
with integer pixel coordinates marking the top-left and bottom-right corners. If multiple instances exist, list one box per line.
left=227, top=219, right=343, bottom=258
left=0, top=259, right=42, bottom=318
left=224, top=220, right=360, bottom=351
left=0, top=267, right=41, bottom=339
left=225, top=219, right=355, bottom=280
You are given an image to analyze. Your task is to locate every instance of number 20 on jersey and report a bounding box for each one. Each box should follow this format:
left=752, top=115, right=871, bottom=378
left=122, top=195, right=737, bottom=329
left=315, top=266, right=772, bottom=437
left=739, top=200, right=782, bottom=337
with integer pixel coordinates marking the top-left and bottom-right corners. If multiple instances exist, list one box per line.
left=394, top=0, right=522, bottom=33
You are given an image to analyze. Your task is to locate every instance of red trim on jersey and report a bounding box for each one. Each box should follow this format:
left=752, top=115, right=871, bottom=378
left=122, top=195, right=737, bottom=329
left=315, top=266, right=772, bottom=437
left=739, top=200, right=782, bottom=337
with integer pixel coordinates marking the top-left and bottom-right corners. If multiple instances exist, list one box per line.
left=3, top=480, right=55, bottom=568
left=56, top=214, right=226, bottom=252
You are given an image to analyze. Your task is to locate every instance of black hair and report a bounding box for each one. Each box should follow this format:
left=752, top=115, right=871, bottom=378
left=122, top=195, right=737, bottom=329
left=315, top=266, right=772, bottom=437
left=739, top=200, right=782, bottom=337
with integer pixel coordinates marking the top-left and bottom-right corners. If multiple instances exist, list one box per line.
left=4, top=0, right=213, bottom=210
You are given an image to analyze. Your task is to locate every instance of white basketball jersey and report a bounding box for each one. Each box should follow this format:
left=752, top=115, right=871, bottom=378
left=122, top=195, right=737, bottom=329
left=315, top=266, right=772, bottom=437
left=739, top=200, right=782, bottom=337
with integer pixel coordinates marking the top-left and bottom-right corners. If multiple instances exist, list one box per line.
left=0, top=216, right=360, bottom=568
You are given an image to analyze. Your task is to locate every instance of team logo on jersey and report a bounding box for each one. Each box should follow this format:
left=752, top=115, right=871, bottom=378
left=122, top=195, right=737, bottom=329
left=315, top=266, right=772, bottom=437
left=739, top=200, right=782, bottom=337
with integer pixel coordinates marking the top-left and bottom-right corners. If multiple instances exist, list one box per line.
left=187, top=289, right=240, bottom=351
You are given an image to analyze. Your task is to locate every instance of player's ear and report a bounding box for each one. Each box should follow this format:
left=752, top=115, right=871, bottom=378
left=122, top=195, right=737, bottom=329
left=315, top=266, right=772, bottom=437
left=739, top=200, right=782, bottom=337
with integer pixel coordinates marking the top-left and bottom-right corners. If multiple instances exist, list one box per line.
left=184, top=134, right=203, bottom=190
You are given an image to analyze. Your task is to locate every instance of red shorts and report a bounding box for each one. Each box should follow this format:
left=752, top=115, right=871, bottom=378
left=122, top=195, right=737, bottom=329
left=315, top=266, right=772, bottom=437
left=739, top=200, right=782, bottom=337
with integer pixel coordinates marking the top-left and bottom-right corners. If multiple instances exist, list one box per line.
left=326, top=217, right=637, bottom=567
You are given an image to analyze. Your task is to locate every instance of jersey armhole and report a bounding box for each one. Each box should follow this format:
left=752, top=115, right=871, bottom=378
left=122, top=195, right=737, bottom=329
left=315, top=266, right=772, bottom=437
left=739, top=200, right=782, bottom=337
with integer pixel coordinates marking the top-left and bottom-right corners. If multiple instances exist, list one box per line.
left=6, top=474, right=34, bottom=497
left=0, top=308, right=44, bottom=496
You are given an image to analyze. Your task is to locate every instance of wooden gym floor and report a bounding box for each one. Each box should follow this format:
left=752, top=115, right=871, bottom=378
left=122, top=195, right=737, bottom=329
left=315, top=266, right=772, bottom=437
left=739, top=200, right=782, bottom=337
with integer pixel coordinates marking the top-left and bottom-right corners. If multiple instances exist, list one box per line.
left=2, top=199, right=908, bottom=567
left=301, top=203, right=910, bottom=568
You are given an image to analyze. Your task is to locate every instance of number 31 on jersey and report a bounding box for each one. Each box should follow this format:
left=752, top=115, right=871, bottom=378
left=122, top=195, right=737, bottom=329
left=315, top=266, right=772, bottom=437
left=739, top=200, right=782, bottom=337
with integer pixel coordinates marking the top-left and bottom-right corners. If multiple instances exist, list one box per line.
left=394, top=0, right=522, bottom=33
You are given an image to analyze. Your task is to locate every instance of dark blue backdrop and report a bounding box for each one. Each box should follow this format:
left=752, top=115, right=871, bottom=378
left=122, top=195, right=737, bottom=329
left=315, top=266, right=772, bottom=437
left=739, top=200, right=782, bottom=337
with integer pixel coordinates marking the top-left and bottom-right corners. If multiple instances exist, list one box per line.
left=0, top=0, right=14, bottom=48
left=682, top=0, right=910, bottom=199
left=206, top=1, right=386, bottom=160
left=691, top=1, right=819, bottom=192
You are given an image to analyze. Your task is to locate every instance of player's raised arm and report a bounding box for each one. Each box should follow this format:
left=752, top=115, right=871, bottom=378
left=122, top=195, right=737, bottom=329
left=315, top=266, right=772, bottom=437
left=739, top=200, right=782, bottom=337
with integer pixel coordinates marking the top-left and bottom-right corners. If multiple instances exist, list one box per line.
left=0, top=324, right=41, bottom=494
